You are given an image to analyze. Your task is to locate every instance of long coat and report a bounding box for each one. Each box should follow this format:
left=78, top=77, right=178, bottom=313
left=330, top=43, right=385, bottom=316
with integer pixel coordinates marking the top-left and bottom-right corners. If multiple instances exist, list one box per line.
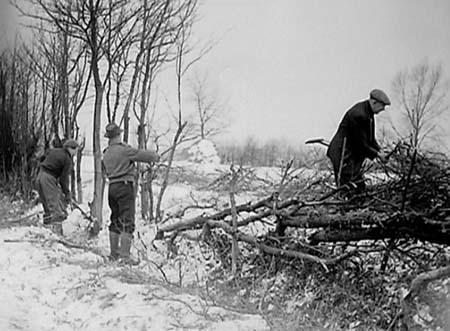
left=327, top=100, right=380, bottom=189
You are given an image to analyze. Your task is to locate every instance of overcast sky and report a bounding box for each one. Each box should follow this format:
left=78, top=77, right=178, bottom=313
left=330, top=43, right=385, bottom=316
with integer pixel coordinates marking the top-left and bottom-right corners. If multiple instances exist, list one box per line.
left=189, top=0, right=450, bottom=145
left=2, top=0, right=450, bottom=148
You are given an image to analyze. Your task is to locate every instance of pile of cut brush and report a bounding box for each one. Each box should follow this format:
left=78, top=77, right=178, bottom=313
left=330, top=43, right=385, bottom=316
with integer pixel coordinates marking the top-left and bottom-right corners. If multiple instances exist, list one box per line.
left=155, top=142, right=450, bottom=268
left=153, top=142, right=450, bottom=330
left=306, top=141, right=450, bottom=246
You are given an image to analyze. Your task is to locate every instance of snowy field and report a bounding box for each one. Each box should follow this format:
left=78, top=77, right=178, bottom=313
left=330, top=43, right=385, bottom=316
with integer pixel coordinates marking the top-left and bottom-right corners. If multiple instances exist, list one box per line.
left=0, top=226, right=268, bottom=331
left=0, top=146, right=277, bottom=331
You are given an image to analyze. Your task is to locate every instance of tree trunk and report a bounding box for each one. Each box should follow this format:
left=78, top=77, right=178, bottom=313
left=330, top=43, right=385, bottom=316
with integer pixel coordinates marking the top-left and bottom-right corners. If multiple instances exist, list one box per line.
left=90, top=80, right=104, bottom=233
left=88, top=3, right=104, bottom=234
left=75, top=137, right=85, bottom=203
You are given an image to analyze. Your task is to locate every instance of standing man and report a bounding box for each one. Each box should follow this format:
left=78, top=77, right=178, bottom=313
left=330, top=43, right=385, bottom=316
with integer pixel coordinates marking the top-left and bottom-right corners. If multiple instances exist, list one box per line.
left=102, top=123, right=159, bottom=263
left=327, top=89, right=391, bottom=193
left=36, top=139, right=79, bottom=235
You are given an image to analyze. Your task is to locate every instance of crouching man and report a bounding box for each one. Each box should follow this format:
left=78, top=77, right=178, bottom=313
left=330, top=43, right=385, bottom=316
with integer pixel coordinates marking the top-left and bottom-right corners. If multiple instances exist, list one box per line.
left=102, top=123, right=159, bottom=264
left=36, top=139, right=79, bottom=235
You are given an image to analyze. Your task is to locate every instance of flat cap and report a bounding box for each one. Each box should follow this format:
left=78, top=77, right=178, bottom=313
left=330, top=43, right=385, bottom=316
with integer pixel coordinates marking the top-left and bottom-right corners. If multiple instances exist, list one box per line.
left=370, top=89, right=391, bottom=106
left=104, top=123, right=123, bottom=138
left=63, top=139, right=79, bottom=149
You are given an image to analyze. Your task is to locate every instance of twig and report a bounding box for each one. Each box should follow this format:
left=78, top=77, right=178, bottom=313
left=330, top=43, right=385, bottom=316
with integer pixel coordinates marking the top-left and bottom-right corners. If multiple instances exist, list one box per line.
left=229, top=165, right=240, bottom=276
left=381, top=148, right=417, bottom=272
left=207, top=219, right=330, bottom=271
left=147, top=292, right=215, bottom=321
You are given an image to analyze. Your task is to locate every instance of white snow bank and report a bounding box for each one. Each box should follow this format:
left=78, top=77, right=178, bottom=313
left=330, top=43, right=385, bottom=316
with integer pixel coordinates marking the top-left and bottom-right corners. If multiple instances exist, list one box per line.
left=188, top=139, right=221, bottom=164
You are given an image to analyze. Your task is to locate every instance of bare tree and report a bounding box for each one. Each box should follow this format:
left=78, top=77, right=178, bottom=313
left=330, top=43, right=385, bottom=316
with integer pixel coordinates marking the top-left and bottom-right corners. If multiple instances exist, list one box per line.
left=189, top=70, right=229, bottom=139
left=13, top=0, right=145, bottom=231
left=392, top=61, right=450, bottom=150
left=135, top=0, right=206, bottom=220
left=20, top=19, right=92, bottom=202
left=14, top=0, right=207, bottom=229
left=122, top=0, right=172, bottom=142
left=152, top=2, right=197, bottom=223
left=0, top=41, right=41, bottom=199
left=142, top=0, right=224, bottom=223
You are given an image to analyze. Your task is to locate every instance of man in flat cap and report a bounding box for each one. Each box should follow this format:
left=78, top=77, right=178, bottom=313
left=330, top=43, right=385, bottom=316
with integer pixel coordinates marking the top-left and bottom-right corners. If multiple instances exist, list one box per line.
left=102, top=123, right=160, bottom=264
left=36, top=138, right=79, bottom=235
left=327, top=89, right=391, bottom=194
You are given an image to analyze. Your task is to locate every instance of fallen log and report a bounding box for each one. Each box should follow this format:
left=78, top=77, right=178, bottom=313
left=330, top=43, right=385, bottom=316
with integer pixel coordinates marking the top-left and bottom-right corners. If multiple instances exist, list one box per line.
left=308, top=220, right=450, bottom=245
left=156, top=196, right=349, bottom=240
left=281, top=212, right=380, bottom=229
left=309, top=227, right=399, bottom=244
left=156, top=194, right=450, bottom=246
left=156, top=196, right=274, bottom=236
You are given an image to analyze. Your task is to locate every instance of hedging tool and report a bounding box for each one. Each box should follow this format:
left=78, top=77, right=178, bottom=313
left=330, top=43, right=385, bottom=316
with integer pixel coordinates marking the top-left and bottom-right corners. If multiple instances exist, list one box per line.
left=71, top=200, right=100, bottom=237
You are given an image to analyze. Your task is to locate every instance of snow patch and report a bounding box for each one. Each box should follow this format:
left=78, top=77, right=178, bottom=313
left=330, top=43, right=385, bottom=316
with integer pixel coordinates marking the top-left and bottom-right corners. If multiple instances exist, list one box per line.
left=188, top=139, right=221, bottom=165
left=0, top=225, right=268, bottom=331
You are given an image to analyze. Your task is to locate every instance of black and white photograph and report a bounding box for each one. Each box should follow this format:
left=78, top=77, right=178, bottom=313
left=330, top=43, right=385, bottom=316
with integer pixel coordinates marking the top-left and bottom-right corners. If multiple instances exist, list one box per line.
left=1, top=0, right=450, bottom=330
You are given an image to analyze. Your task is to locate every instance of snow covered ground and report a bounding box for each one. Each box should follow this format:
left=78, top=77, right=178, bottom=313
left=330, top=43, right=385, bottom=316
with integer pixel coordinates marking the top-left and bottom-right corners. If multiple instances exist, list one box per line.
left=0, top=226, right=268, bottom=331
left=0, top=152, right=271, bottom=331
left=0, top=146, right=396, bottom=330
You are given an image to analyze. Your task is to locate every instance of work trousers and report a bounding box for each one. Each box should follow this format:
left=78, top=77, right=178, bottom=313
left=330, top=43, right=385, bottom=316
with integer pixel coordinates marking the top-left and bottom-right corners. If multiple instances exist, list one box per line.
left=331, top=157, right=366, bottom=193
left=36, top=171, right=67, bottom=224
left=108, top=181, right=136, bottom=234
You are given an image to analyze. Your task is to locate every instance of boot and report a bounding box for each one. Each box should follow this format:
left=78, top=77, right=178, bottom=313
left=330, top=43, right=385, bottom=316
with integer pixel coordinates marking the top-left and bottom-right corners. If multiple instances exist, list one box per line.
left=119, top=232, right=139, bottom=265
left=109, top=231, right=120, bottom=261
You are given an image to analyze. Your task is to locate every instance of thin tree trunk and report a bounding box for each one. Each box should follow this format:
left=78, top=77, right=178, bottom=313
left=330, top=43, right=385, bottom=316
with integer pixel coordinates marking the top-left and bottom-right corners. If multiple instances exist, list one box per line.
left=90, top=80, right=104, bottom=232
left=89, top=1, right=104, bottom=233
left=76, top=137, right=85, bottom=203
left=229, top=174, right=239, bottom=276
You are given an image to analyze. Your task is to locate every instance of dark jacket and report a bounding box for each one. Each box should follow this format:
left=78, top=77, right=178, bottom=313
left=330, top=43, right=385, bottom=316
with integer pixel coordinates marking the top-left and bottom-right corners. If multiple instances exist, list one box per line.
left=102, top=142, right=159, bottom=183
left=327, top=100, right=380, bottom=167
left=39, top=148, right=73, bottom=197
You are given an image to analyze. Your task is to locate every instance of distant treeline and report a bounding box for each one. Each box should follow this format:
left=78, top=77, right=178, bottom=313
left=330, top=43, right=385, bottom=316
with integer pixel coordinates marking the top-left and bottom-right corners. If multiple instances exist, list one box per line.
left=216, top=137, right=328, bottom=168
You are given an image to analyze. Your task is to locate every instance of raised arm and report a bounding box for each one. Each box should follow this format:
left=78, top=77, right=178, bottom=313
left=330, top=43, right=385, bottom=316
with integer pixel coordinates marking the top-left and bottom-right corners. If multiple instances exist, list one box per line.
left=125, top=146, right=160, bottom=164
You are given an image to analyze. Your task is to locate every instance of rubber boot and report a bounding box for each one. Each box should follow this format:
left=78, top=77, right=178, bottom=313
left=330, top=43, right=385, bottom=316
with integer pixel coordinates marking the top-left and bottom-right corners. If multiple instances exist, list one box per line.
left=119, top=232, right=139, bottom=265
left=109, top=231, right=120, bottom=261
